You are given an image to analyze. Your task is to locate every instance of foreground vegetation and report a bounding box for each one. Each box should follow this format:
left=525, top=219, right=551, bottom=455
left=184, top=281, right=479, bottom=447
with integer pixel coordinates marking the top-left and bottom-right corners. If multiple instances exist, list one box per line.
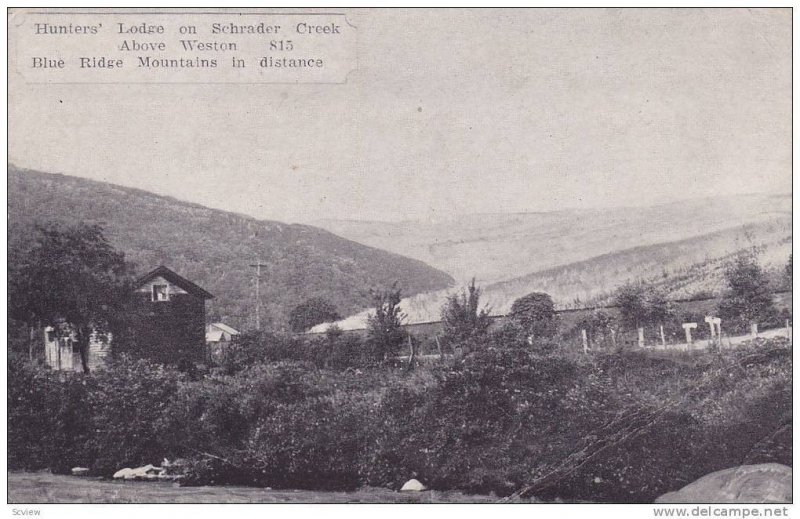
left=9, top=336, right=791, bottom=503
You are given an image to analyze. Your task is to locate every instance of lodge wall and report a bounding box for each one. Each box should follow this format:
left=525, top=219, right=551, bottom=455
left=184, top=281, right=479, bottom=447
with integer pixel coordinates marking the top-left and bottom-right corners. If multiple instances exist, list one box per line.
left=119, top=292, right=208, bottom=368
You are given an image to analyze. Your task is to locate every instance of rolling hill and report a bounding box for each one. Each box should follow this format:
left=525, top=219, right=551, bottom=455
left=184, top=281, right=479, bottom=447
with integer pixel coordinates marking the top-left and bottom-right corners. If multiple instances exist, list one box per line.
left=481, top=218, right=792, bottom=313
left=310, top=211, right=791, bottom=331
left=314, top=194, right=791, bottom=285
left=7, top=166, right=455, bottom=331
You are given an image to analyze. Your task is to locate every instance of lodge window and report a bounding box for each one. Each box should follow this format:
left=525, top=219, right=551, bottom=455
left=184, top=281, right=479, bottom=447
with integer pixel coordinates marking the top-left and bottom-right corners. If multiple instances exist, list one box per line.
left=152, top=284, right=169, bottom=302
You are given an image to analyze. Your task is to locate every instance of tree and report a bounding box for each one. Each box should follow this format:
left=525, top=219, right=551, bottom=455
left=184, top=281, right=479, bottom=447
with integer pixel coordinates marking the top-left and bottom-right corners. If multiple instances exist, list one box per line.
left=613, top=282, right=671, bottom=330
left=11, top=223, right=132, bottom=373
left=440, top=278, right=492, bottom=347
left=509, top=292, right=559, bottom=340
left=576, top=309, right=617, bottom=349
left=785, top=254, right=792, bottom=286
left=614, top=283, right=649, bottom=330
left=718, top=250, right=776, bottom=328
left=288, top=297, right=341, bottom=333
left=366, top=283, right=406, bottom=360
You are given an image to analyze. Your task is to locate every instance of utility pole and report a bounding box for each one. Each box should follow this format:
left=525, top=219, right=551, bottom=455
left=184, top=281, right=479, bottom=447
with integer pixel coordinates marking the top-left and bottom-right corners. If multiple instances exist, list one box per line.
left=249, top=261, right=269, bottom=330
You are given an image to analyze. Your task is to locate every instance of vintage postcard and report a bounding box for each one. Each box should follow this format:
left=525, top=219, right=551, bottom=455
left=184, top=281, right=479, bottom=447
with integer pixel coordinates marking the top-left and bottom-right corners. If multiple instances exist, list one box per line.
left=5, top=6, right=793, bottom=515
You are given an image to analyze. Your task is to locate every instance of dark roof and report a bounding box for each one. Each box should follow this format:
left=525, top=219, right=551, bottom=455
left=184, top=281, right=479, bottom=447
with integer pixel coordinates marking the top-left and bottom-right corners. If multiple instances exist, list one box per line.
left=135, top=266, right=214, bottom=299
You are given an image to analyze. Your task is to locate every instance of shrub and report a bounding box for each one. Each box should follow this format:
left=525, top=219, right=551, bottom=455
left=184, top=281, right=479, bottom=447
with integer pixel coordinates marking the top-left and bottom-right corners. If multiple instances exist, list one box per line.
left=718, top=250, right=777, bottom=332
left=509, top=292, right=559, bottom=340
left=83, top=356, right=184, bottom=474
left=614, top=283, right=673, bottom=332
left=242, top=394, right=377, bottom=490
left=160, top=362, right=383, bottom=488
left=8, top=355, right=92, bottom=473
left=215, top=331, right=302, bottom=374
left=363, top=346, right=616, bottom=496
left=440, top=278, right=492, bottom=348
left=366, top=283, right=407, bottom=360
left=289, top=297, right=341, bottom=333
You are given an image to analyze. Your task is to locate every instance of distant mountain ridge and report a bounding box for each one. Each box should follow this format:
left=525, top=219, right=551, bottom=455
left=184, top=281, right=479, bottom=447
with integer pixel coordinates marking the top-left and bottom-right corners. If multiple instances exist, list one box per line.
left=314, top=193, right=791, bottom=284
left=309, top=199, right=791, bottom=331
left=7, top=166, right=455, bottom=330
left=480, top=218, right=791, bottom=312
left=309, top=219, right=791, bottom=332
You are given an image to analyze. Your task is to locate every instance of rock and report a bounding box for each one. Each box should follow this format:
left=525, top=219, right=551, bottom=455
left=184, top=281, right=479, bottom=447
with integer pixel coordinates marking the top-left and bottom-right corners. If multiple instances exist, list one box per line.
left=113, top=465, right=166, bottom=481
left=656, top=464, right=792, bottom=503
left=71, top=467, right=90, bottom=476
left=113, top=468, right=135, bottom=479
left=131, top=464, right=164, bottom=480
left=400, top=478, right=426, bottom=492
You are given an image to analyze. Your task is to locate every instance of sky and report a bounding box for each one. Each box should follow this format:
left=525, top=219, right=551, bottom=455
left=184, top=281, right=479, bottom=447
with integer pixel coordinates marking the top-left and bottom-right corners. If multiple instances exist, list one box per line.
left=9, top=8, right=792, bottom=224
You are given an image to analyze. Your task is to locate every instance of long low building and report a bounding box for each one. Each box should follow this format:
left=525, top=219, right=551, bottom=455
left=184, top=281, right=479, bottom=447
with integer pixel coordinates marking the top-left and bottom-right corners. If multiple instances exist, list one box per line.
left=307, top=291, right=792, bottom=349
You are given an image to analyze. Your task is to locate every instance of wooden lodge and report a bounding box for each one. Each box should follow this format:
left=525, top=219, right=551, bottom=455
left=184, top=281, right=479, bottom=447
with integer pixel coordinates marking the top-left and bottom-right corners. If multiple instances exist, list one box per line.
left=44, top=266, right=214, bottom=372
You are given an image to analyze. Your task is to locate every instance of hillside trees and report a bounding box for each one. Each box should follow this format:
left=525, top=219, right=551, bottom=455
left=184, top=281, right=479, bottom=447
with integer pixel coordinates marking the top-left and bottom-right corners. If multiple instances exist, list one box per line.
left=786, top=254, right=792, bottom=285
left=718, top=250, right=776, bottom=329
left=575, top=309, right=617, bottom=349
left=366, top=283, right=406, bottom=360
left=440, top=278, right=492, bottom=347
left=614, top=283, right=672, bottom=330
left=10, top=223, right=133, bottom=373
left=509, top=292, right=559, bottom=341
left=288, top=297, right=341, bottom=333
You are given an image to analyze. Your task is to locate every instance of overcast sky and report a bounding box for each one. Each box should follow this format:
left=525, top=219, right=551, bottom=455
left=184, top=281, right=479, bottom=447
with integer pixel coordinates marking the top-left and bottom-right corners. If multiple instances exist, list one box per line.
left=9, top=8, right=791, bottom=223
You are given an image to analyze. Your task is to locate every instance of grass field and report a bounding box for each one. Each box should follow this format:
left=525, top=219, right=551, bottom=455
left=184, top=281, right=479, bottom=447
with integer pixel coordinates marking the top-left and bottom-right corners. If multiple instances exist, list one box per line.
left=7, top=472, right=509, bottom=504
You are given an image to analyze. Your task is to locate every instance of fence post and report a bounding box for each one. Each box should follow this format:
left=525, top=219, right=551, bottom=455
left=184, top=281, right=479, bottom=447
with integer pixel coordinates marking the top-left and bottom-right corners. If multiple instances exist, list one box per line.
left=407, top=335, right=416, bottom=371
left=704, top=316, right=716, bottom=347
left=581, top=329, right=589, bottom=354
left=713, top=318, right=722, bottom=348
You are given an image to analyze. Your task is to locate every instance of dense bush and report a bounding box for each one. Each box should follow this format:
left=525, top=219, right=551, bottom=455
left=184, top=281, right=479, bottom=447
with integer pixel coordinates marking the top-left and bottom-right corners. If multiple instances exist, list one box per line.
left=215, top=330, right=380, bottom=375
left=8, top=355, right=179, bottom=474
left=288, top=297, right=342, bottom=333
left=8, top=337, right=792, bottom=503
left=8, top=354, right=91, bottom=473
left=509, top=292, right=559, bottom=340
left=363, top=346, right=615, bottom=496
left=159, top=362, right=388, bottom=489
left=718, top=251, right=778, bottom=334
left=440, top=279, right=492, bottom=348
left=366, top=284, right=407, bottom=360
left=545, top=341, right=793, bottom=502
left=84, top=357, right=184, bottom=474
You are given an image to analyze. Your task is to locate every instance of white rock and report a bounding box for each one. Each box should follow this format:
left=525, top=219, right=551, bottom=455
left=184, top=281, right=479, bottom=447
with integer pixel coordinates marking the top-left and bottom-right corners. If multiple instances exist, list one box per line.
left=113, top=468, right=135, bottom=479
left=130, top=464, right=163, bottom=479
left=400, top=478, right=427, bottom=492
left=131, top=464, right=156, bottom=475
left=656, top=464, right=792, bottom=503
left=114, top=465, right=165, bottom=480
left=71, top=467, right=90, bottom=476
